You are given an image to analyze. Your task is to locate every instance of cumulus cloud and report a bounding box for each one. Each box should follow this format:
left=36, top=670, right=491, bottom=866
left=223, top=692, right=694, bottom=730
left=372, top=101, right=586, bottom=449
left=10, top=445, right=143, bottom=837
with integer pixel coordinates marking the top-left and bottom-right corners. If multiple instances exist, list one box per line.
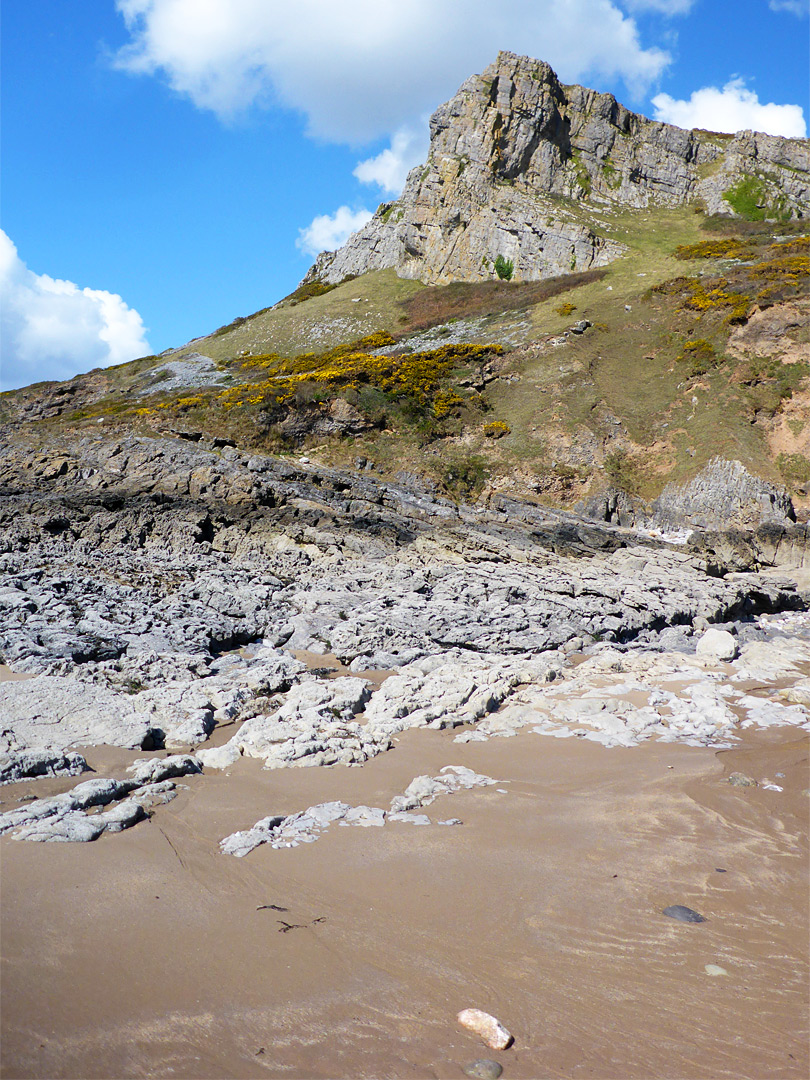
left=0, top=231, right=150, bottom=392
left=115, top=0, right=670, bottom=143
left=353, top=125, right=430, bottom=195
left=296, top=207, right=374, bottom=257
left=652, top=78, right=807, bottom=137
left=768, top=0, right=809, bottom=14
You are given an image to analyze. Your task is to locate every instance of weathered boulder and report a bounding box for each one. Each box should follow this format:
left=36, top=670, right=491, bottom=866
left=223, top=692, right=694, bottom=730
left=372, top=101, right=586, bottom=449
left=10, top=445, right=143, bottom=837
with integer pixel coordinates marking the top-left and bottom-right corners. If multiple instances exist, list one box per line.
left=0, top=749, right=88, bottom=785
left=696, top=628, right=739, bottom=662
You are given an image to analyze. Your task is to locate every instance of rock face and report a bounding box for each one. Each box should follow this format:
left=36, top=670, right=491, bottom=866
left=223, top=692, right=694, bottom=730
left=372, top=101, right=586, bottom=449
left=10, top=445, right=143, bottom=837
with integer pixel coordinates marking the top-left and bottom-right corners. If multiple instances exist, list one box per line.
left=307, top=51, right=809, bottom=287
left=652, top=458, right=796, bottom=530
left=575, top=458, right=799, bottom=536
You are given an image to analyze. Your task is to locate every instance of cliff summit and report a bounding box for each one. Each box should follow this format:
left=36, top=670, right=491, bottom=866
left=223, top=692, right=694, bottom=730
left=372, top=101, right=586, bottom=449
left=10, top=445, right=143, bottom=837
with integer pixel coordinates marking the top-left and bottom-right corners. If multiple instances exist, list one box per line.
left=307, top=52, right=809, bottom=287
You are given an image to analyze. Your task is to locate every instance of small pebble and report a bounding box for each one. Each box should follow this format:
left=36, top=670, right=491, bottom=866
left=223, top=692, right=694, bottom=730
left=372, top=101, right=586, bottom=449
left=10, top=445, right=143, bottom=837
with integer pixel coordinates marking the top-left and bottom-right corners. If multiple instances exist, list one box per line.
left=663, top=904, right=706, bottom=923
left=463, top=1060, right=503, bottom=1080
left=704, top=964, right=728, bottom=977
left=728, top=772, right=757, bottom=788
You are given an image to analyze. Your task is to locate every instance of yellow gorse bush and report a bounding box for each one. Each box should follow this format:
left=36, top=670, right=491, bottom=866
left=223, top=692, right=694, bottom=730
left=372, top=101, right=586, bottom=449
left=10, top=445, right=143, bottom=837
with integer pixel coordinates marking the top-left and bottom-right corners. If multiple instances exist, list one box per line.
left=675, top=238, right=752, bottom=261
left=216, top=337, right=501, bottom=414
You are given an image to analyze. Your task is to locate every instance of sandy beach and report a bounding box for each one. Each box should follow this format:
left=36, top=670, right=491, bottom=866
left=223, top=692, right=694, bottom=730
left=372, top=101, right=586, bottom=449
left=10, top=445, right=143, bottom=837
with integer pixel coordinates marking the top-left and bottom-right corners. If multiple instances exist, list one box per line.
left=2, top=718, right=807, bottom=1080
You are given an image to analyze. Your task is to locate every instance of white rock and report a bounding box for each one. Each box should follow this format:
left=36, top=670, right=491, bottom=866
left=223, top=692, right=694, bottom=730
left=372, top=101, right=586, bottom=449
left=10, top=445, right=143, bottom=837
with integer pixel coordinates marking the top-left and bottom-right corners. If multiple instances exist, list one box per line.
left=457, top=1009, right=513, bottom=1050
left=0, top=676, right=154, bottom=753
left=343, top=805, right=386, bottom=827
left=126, top=754, right=201, bottom=785
left=696, top=629, right=738, bottom=662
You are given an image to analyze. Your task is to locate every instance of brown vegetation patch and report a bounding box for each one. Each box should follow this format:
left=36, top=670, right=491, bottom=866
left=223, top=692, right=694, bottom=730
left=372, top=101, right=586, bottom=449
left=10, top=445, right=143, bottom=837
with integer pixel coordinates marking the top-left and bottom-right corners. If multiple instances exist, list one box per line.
left=397, top=269, right=607, bottom=334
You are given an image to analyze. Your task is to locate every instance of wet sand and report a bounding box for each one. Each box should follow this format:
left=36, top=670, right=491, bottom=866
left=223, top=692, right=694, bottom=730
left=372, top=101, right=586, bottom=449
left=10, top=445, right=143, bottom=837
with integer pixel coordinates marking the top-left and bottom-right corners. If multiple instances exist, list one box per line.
left=0, top=666, right=34, bottom=684
left=1, top=725, right=808, bottom=1080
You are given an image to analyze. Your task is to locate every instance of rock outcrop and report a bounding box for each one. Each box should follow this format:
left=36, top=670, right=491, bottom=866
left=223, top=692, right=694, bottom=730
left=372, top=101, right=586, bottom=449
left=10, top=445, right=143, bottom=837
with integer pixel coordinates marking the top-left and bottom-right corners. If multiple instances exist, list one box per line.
left=307, top=52, right=809, bottom=286
left=652, top=457, right=796, bottom=530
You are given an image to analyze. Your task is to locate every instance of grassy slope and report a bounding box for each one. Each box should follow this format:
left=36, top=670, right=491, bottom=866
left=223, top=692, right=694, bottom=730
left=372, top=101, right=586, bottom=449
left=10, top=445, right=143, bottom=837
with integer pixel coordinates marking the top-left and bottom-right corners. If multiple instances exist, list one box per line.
left=2, top=203, right=807, bottom=510
left=176, top=270, right=426, bottom=363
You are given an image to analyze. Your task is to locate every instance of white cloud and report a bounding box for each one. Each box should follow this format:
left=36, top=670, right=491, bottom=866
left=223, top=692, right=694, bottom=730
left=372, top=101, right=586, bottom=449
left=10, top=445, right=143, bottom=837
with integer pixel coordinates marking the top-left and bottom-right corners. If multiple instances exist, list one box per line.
left=652, top=78, right=807, bottom=137
left=115, top=1, right=670, bottom=143
left=353, top=125, right=430, bottom=195
left=0, top=231, right=150, bottom=392
left=768, top=0, right=809, bottom=14
left=296, top=207, right=374, bottom=257
left=621, top=0, right=695, bottom=13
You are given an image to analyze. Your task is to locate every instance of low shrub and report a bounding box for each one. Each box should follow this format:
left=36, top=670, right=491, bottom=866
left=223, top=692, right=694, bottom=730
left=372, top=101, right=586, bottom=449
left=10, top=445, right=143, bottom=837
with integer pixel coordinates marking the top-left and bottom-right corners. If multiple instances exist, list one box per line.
left=675, top=238, right=752, bottom=260
left=678, top=338, right=718, bottom=377
left=278, top=279, right=337, bottom=306
left=398, top=269, right=606, bottom=333
left=494, top=255, right=515, bottom=281
left=604, top=449, right=642, bottom=494
left=483, top=420, right=511, bottom=438
left=216, top=340, right=502, bottom=419
left=442, top=453, right=489, bottom=499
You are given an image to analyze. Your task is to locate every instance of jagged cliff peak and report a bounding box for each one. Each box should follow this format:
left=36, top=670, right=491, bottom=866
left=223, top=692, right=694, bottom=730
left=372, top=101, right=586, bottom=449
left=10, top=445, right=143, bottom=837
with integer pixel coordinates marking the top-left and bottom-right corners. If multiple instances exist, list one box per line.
left=306, top=51, right=809, bottom=287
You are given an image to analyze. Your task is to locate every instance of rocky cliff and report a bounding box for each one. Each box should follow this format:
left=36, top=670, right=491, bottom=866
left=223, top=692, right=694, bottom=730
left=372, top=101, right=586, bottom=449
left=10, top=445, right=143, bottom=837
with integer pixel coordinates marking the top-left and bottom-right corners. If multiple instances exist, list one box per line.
left=308, top=51, right=810, bottom=286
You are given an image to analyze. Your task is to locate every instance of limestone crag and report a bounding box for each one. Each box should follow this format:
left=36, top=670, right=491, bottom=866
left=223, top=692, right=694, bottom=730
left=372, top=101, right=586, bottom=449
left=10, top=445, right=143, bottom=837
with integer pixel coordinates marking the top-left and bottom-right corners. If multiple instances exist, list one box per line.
left=308, top=52, right=809, bottom=286
left=652, top=457, right=797, bottom=530
left=577, top=458, right=798, bottom=533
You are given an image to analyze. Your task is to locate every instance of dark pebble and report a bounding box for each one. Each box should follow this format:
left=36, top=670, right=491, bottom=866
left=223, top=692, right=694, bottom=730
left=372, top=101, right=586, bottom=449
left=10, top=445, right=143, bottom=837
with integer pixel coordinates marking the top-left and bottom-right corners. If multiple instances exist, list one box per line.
left=663, top=904, right=706, bottom=923
left=463, top=1061, right=503, bottom=1080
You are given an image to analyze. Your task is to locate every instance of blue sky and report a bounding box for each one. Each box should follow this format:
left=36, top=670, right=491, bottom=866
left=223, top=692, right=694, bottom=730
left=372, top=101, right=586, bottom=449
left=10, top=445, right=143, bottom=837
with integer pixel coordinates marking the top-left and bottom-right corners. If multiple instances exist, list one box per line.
left=1, top=0, right=808, bottom=390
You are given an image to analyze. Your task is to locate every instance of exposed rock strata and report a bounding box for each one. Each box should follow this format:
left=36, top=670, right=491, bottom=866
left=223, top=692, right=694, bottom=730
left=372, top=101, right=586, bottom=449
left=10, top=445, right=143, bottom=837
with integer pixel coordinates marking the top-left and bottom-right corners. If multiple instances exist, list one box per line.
left=307, top=52, right=809, bottom=286
left=0, top=756, right=201, bottom=842
left=576, top=459, right=806, bottom=552
left=653, top=458, right=796, bottom=530
left=0, top=431, right=807, bottom=827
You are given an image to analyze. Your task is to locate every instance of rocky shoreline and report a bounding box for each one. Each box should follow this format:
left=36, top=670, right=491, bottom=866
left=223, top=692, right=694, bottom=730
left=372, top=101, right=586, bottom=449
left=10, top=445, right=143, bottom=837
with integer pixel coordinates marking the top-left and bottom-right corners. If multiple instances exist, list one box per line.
left=1, top=430, right=808, bottom=842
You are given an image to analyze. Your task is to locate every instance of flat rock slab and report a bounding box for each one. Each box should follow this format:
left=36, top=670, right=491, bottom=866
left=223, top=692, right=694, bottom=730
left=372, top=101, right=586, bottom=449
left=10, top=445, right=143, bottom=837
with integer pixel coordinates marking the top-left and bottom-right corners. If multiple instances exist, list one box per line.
left=0, top=677, right=154, bottom=753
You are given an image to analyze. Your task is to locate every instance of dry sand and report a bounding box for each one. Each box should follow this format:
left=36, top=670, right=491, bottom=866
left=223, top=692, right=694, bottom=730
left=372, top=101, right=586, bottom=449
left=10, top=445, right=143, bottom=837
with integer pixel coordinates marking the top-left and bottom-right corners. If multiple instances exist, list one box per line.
left=1, top=720, right=807, bottom=1080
